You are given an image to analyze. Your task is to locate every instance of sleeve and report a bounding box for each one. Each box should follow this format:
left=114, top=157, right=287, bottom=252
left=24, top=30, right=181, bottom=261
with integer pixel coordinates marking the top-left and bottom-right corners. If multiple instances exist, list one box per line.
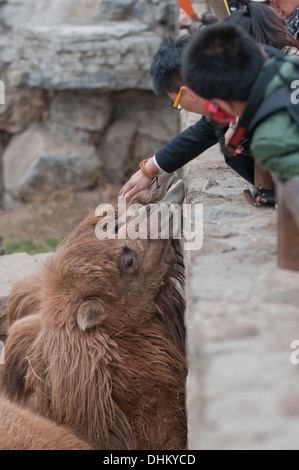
left=154, top=116, right=219, bottom=173
left=250, top=111, right=299, bottom=180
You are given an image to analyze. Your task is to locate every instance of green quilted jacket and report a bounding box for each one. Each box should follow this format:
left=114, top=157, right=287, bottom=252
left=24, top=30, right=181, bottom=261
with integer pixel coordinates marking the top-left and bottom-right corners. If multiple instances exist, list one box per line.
left=250, top=56, right=299, bottom=180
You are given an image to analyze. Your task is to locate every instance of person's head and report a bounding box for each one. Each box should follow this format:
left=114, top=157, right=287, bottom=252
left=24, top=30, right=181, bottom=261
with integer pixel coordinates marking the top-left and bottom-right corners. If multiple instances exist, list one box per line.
left=182, top=24, right=266, bottom=116
left=269, top=0, right=299, bottom=18
left=150, top=35, right=206, bottom=115
left=223, top=2, right=299, bottom=50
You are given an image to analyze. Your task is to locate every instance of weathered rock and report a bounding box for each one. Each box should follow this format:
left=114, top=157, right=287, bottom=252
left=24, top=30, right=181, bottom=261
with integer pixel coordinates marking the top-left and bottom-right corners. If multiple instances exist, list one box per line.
left=0, top=133, right=9, bottom=207
left=0, top=0, right=177, bottom=33
left=95, top=0, right=177, bottom=34
left=96, top=0, right=138, bottom=21
left=4, top=22, right=162, bottom=91
left=49, top=91, right=113, bottom=133
left=0, top=1, right=180, bottom=201
left=0, top=0, right=99, bottom=30
left=102, top=91, right=178, bottom=183
left=102, top=118, right=138, bottom=184
left=3, top=122, right=101, bottom=202
left=0, top=88, right=48, bottom=134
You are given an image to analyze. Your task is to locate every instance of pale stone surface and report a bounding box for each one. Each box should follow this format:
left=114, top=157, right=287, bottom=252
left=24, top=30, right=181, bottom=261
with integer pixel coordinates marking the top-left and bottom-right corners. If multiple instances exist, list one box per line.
left=2, top=91, right=177, bottom=201
left=3, top=22, right=162, bottom=91
left=0, top=1, right=179, bottom=204
left=0, top=0, right=177, bottom=33
left=102, top=117, right=138, bottom=184
left=3, top=122, right=101, bottom=201
left=184, top=116, right=299, bottom=450
left=0, top=88, right=48, bottom=134
left=95, top=0, right=177, bottom=34
left=0, top=0, right=99, bottom=29
left=49, top=91, right=113, bottom=133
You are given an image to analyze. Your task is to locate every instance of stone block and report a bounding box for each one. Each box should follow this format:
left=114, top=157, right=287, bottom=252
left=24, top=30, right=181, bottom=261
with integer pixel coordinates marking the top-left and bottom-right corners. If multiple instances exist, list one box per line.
left=5, top=22, right=161, bottom=91
left=0, top=0, right=99, bottom=29
left=49, top=91, right=113, bottom=133
left=3, top=122, right=101, bottom=201
left=0, top=88, right=48, bottom=134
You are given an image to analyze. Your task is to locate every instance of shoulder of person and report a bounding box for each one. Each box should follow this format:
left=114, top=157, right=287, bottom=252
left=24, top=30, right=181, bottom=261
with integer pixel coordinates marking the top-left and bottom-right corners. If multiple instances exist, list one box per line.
left=252, top=110, right=299, bottom=152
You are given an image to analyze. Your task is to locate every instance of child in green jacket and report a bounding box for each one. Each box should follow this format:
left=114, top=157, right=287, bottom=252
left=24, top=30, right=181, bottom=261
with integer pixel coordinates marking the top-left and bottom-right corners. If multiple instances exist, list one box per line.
left=182, top=23, right=299, bottom=181
left=182, top=23, right=299, bottom=270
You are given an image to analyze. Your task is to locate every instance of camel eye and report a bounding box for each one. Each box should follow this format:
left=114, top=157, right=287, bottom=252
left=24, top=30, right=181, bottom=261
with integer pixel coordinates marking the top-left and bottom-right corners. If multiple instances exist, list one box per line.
left=119, top=247, right=138, bottom=273
left=126, top=257, right=134, bottom=268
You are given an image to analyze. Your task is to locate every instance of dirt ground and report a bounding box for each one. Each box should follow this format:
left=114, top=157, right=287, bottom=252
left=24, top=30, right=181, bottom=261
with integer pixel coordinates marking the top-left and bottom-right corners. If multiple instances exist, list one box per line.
left=0, top=184, right=121, bottom=244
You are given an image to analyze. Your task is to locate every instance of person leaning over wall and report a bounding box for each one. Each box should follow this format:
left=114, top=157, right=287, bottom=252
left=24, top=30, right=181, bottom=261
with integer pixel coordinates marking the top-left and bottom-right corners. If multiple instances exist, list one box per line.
left=119, top=35, right=284, bottom=200
left=182, top=23, right=299, bottom=183
left=182, top=23, right=299, bottom=270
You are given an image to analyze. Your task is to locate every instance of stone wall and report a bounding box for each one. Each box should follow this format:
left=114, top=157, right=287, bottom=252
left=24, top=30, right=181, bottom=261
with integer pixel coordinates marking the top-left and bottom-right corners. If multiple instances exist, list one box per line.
left=2, top=89, right=178, bottom=204
left=0, top=0, right=177, bottom=35
left=0, top=0, right=180, bottom=206
left=183, top=113, right=299, bottom=450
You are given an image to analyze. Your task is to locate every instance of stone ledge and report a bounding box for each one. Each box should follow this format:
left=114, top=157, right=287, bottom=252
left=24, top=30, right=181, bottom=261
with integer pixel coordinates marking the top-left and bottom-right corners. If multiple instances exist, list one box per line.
left=1, top=21, right=162, bottom=90
left=183, top=117, right=299, bottom=450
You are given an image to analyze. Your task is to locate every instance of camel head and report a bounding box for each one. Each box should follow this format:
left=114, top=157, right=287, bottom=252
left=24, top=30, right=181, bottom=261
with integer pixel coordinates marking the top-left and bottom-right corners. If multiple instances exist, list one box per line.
left=129, top=172, right=185, bottom=206
left=41, top=174, right=185, bottom=332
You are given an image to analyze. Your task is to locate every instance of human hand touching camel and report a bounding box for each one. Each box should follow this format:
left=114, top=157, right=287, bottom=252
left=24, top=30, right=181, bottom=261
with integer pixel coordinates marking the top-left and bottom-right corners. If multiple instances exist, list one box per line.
left=119, top=157, right=160, bottom=198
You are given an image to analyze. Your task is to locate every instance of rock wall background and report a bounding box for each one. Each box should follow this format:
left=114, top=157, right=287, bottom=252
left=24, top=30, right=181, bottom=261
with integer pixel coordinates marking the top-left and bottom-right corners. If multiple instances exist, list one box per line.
left=0, top=0, right=180, bottom=206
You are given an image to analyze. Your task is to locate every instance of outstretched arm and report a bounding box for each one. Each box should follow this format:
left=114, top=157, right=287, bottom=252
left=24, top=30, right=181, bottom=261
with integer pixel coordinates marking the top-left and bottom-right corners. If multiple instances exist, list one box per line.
left=119, top=158, right=159, bottom=198
left=119, top=116, right=218, bottom=198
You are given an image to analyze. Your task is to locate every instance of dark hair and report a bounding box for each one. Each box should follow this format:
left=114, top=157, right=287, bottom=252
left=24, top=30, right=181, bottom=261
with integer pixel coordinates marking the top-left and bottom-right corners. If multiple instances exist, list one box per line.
left=223, top=2, right=299, bottom=51
left=182, top=23, right=265, bottom=101
left=150, top=35, right=191, bottom=95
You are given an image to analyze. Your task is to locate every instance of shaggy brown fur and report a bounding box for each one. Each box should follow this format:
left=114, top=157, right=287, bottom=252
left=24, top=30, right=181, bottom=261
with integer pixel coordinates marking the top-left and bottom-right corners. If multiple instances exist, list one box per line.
left=0, top=398, right=93, bottom=450
left=7, top=273, right=43, bottom=325
left=0, top=314, right=41, bottom=405
left=2, top=175, right=187, bottom=450
left=23, top=209, right=187, bottom=450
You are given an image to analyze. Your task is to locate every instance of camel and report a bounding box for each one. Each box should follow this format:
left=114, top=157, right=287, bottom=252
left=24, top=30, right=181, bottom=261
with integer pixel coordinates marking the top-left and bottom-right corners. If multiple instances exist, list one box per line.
left=0, top=398, right=93, bottom=450
left=0, top=314, right=41, bottom=406
left=1, top=174, right=187, bottom=450
left=7, top=273, right=43, bottom=325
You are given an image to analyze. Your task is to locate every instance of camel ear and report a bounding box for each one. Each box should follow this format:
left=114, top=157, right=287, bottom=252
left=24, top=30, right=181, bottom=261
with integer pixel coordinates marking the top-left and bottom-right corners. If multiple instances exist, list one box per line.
left=77, top=299, right=106, bottom=331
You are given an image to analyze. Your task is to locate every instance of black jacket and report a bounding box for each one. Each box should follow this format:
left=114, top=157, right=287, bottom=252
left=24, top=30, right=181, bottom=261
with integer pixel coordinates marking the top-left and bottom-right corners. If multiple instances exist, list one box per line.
left=155, top=116, right=255, bottom=184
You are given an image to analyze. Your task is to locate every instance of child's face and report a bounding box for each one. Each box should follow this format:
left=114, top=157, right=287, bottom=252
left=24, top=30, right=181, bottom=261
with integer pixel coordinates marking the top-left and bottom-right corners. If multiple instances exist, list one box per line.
left=270, top=0, right=299, bottom=18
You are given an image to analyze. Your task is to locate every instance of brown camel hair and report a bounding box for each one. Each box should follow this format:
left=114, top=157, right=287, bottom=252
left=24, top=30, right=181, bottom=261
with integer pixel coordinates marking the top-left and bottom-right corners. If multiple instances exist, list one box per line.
left=0, top=398, right=93, bottom=450
left=0, top=314, right=41, bottom=405
left=5, top=175, right=185, bottom=354
left=23, top=209, right=187, bottom=450
left=1, top=175, right=187, bottom=450
left=7, top=273, right=43, bottom=325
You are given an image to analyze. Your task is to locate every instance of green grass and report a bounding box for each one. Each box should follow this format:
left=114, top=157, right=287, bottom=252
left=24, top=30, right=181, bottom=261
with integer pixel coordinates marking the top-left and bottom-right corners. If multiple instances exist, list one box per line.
left=5, top=238, right=64, bottom=255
